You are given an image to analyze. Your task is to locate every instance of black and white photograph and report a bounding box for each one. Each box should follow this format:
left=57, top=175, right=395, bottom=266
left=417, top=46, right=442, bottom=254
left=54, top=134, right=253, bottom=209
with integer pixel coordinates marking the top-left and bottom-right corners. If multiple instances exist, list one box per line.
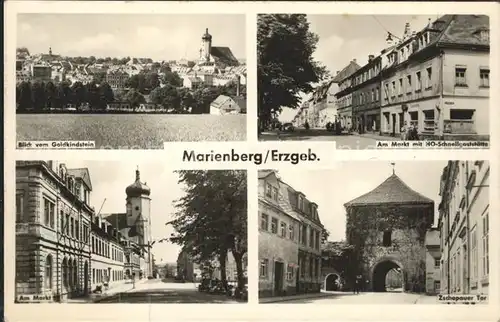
left=258, top=161, right=490, bottom=303
left=15, top=161, right=247, bottom=303
left=16, top=14, right=247, bottom=149
left=257, top=14, right=490, bottom=148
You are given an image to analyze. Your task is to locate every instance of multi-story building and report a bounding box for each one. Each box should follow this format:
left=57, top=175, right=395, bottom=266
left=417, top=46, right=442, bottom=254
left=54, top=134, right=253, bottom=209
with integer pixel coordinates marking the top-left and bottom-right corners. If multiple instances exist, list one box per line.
left=308, top=80, right=339, bottom=128
left=333, top=60, right=361, bottom=130
left=106, top=70, right=129, bottom=90
left=15, top=161, right=94, bottom=301
left=380, top=16, right=490, bottom=139
left=30, top=63, right=52, bottom=82
left=89, top=215, right=127, bottom=292
left=438, top=160, right=489, bottom=296
left=258, top=170, right=324, bottom=298
left=258, top=170, right=300, bottom=297
left=425, top=227, right=441, bottom=294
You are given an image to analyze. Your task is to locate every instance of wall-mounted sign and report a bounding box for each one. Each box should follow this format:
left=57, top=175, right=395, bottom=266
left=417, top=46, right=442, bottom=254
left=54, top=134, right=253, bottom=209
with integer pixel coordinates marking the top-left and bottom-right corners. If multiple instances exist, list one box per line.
left=444, top=101, right=455, bottom=105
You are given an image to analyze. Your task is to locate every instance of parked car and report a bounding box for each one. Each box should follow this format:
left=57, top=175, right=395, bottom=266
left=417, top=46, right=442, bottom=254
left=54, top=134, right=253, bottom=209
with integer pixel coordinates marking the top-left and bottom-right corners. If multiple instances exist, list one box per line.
left=281, top=122, right=294, bottom=132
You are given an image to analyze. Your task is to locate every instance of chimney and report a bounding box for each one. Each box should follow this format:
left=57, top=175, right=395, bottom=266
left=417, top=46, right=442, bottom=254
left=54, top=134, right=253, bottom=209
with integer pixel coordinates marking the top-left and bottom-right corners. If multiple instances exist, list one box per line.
left=336, top=71, right=340, bottom=75
left=236, top=75, right=241, bottom=97
left=368, top=55, right=375, bottom=62
left=352, top=59, right=357, bottom=63
left=404, top=22, right=411, bottom=39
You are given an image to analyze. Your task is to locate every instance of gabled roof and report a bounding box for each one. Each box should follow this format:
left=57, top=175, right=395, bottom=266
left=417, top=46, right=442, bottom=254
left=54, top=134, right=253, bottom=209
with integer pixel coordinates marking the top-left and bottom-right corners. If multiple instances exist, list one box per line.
left=101, top=213, right=127, bottom=230
left=211, top=95, right=232, bottom=108
left=67, top=168, right=92, bottom=190
left=344, top=174, right=434, bottom=207
left=210, top=46, right=240, bottom=66
left=332, top=60, right=361, bottom=83
left=437, top=15, right=490, bottom=47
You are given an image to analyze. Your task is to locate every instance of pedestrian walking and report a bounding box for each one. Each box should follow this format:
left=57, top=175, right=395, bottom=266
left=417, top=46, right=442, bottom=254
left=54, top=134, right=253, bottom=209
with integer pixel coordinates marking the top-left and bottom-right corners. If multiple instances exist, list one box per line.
left=400, top=121, right=408, bottom=140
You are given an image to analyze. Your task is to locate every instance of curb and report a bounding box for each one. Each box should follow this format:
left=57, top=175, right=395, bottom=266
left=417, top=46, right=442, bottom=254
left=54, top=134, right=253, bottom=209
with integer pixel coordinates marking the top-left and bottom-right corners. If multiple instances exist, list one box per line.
left=260, top=293, right=337, bottom=304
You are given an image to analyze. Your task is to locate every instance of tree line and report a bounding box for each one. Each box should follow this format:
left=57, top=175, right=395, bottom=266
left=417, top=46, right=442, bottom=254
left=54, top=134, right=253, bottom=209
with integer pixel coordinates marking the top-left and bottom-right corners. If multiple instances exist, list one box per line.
left=164, top=170, right=247, bottom=297
left=16, top=69, right=246, bottom=114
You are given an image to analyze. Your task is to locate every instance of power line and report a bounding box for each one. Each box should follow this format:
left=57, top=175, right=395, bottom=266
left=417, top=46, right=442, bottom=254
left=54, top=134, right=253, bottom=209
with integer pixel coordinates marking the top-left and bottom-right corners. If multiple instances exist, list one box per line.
left=371, top=15, right=401, bottom=41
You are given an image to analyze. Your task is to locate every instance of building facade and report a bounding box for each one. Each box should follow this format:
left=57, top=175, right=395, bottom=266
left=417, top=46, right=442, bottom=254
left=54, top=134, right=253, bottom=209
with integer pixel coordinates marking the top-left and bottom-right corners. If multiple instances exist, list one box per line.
left=258, top=171, right=300, bottom=297
left=333, top=60, right=361, bottom=130
left=16, top=161, right=94, bottom=301
left=308, top=81, right=339, bottom=128
left=350, top=54, right=383, bottom=133
left=258, top=170, right=323, bottom=298
left=90, top=215, right=127, bottom=292
left=425, top=228, right=441, bottom=294
left=379, top=16, right=490, bottom=139
left=438, top=160, right=489, bottom=295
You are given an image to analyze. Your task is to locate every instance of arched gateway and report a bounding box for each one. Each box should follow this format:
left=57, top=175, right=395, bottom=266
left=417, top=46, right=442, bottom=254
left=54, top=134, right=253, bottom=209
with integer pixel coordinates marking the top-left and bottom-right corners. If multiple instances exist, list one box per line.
left=344, top=171, right=434, bottom=293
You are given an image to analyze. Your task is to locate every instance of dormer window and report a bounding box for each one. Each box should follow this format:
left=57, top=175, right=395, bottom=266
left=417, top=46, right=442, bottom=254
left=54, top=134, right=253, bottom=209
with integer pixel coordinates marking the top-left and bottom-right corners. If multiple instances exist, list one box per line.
left=479, top=29, right=489, bottom=42
left=265, top=183, right=272, bottom=198
left=298, top=195, right=304, bottom=211
left=272, top=187, right=278, bottom=201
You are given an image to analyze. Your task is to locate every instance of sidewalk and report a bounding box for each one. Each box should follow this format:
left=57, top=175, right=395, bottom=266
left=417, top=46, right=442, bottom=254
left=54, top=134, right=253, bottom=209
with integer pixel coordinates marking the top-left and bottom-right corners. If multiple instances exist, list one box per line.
left=414, top=294, right=439, bottom=304
left=259, top=291, right=341, bottom=303
left=66, top=279, right=149, bottom=303
left=351, top=132, right=399, bottom=141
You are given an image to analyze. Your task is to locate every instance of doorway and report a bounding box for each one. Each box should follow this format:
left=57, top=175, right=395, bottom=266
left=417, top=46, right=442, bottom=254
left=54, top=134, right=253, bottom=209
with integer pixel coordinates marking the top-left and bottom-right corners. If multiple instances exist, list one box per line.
left=274, top=261, right=284, bottom=295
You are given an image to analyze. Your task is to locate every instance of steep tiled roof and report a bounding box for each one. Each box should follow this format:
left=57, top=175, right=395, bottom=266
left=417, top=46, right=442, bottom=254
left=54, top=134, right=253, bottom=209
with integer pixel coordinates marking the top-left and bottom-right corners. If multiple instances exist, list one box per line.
left=67, top=168, right=92, bottom=190
left=345, top=174, right=434, bottom=207
left=332, top=61, right=361, bottom=83
left=210, top=95, right=232, bottom=108
left=210, top=46, right=240, bottom=66
left=101, top=213, right=127, bottom=230
left=437, top=15, right=490, bottom=47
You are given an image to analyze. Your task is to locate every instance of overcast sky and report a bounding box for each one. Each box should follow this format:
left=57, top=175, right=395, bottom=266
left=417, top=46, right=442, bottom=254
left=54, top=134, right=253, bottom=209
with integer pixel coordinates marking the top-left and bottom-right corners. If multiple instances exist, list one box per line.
left=278, top=14, right=437, bottom=122
left=61, top=160, right=185, bottom=265
left=277, top=161, right=448, bottom=242
left=17, top=14, right=246, bottom=61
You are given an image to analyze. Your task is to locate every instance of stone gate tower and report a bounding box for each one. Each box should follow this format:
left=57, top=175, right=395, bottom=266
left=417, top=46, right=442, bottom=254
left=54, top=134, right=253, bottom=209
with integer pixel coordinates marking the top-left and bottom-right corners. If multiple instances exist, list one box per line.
left=344, top=171, right=434, bottom=292
left=125, top=168, right=153, bottom=277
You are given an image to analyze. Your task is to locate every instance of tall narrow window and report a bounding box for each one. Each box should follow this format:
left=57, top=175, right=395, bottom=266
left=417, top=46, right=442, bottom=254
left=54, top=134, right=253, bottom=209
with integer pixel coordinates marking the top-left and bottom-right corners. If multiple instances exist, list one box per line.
left=16, top=194, right=24, bottom=222
left=265, top=183, right=272, bottom=198
left=482, top=213, right=489, bottom=276
left=271, top=217, right=278, bottom=234
left=416, top=71, right=422, bottom=91
left=289, top=224, right=295, bottom=240
left=480, top=69, right=490, bottom=87
left=406, top=75, right=412, bottom=93
left=260, top=259, right=268, bottom=277
left=455, top=67, right=467, bottom=86
left=426, top=67, right=433, bottom=89
left=383, top=231, right=392, bottom=247
left=45, top=255, right=53, bottom=289
left=272, top=187, right=278, bottom=201
left=280, top=222, right=287, bottom=238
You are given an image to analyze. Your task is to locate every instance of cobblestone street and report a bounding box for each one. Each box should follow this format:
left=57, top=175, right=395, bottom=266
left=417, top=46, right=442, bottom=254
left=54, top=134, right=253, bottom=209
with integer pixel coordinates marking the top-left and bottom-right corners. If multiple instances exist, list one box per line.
left=95, top=279, right=243, bottom=303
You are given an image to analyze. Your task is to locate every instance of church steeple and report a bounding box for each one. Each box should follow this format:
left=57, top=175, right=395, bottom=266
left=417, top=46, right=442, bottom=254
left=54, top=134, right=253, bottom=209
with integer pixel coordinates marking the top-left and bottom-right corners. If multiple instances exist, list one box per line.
left=49, top=47, right=52, bottom=56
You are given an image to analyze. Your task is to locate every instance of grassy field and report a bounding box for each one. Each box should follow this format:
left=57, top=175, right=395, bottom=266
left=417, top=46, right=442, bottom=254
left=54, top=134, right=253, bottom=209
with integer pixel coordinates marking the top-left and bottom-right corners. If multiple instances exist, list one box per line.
left=17, top=114, right=246, bottom=149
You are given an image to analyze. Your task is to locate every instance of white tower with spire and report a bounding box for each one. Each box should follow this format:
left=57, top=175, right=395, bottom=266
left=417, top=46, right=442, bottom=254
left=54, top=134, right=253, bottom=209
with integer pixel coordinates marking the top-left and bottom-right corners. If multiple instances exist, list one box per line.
left=200, top=28, right=213, bottom=63
left=125, top=167, right=153, bottom=277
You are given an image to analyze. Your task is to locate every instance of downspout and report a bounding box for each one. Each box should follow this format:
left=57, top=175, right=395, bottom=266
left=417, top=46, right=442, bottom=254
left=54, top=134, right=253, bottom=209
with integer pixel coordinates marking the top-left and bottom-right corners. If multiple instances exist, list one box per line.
left=438, top=50, right=445, bottom=139
left=465, top=162, right=471, bottom=294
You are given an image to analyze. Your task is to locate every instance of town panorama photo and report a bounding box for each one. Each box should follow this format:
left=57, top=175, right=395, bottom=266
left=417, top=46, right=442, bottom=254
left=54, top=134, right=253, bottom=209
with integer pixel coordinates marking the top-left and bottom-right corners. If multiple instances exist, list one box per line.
left=16, top=14, right=247, bottom=149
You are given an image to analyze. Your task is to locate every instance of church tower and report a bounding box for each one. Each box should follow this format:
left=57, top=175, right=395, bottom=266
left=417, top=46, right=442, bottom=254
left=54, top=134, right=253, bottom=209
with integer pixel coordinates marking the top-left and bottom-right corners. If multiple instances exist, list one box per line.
left=125, top=168, right=153, bottom=276
left=200, top=28, right=212, bottom=63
